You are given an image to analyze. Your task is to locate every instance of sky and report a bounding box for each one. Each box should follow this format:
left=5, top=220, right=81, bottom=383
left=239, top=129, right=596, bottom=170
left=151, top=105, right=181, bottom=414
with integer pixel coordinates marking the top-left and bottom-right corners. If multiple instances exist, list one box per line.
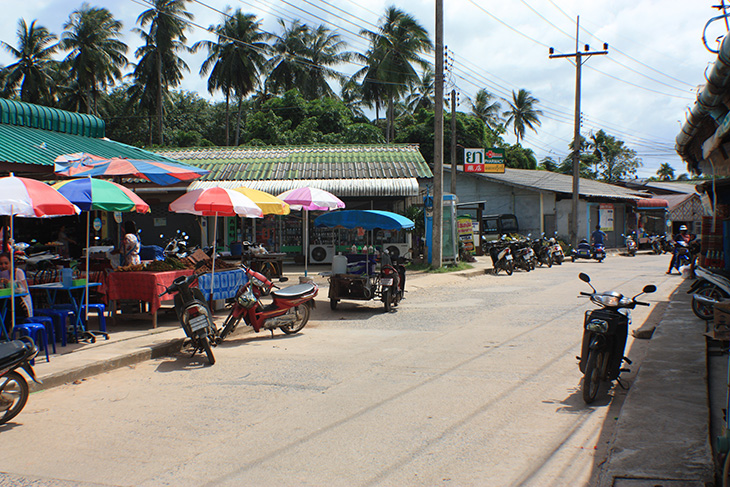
left=0, top=0, right=723, bottom=178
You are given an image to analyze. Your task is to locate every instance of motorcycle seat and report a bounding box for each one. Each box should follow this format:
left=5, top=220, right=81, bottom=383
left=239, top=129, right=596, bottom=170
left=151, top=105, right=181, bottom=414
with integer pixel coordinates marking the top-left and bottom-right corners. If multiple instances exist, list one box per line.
left=272, top=283, right=316, bottom=298
left=0, top=340, right=31, bottom=368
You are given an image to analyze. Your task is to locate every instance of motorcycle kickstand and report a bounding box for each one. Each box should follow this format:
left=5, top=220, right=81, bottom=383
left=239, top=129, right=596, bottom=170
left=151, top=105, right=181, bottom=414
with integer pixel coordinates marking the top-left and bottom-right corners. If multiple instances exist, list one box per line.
left=622, top=356, right=633, bottom=365
left=616, top=377, right=630, bottom=390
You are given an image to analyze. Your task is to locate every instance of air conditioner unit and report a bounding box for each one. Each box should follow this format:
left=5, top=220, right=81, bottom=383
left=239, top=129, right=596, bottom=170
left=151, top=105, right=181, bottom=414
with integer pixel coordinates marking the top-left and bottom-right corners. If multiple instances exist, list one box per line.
left=309, top=244, right=335, bottom=264
left=384, top=243, right=410, bottom=260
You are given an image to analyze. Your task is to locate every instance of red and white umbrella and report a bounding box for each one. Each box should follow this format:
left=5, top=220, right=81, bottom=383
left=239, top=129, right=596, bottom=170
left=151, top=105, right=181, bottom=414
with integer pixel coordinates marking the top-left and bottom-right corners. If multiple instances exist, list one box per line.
left=170, top=188, right=263, bottom=298
left=0, top=175, right=80, bottom=330
left=277, top=187, right=345, bottom=276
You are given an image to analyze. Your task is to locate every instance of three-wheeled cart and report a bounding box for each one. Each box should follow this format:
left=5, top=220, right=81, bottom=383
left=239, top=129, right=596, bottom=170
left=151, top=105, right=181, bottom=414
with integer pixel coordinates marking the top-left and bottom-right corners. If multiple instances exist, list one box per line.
left=314, top=210, right=414, bottom=312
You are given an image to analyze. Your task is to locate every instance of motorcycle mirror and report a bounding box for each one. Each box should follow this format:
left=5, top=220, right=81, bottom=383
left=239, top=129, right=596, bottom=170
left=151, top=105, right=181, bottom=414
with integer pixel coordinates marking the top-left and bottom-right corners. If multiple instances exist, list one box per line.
left=643, top=284, right=657, bottom=294
left=578, top=272, right=590, bottom=283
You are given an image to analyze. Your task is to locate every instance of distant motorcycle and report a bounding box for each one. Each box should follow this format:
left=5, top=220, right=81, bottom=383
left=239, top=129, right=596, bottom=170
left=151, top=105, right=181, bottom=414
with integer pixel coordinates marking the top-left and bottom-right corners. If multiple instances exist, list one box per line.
left=572, top=239, right=606, bottom=263
left=623, top=233, right=637, bottom=257
left=577, top=273, right=655, bottom=403
left=532, top=235, right=553, bottom=268
left=163, top=230, right=190, bottom=259
left=549, top=235, right=565, bottom=265
left=487, top=238, right=514, bottom=276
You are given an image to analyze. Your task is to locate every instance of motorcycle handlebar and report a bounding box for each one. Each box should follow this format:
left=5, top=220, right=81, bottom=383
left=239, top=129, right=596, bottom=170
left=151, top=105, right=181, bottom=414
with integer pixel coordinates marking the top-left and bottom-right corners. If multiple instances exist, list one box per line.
left=635, top=301, right=650, bottom=307
left=580, top=291, right=592, bottom=296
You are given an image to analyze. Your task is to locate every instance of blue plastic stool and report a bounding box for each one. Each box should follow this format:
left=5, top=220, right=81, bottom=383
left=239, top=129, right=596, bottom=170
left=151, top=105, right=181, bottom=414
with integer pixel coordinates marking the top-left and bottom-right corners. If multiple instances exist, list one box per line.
left=12, top=322, right=49, bottom=363
left=79, top=304, right=107, bottom=333
left=20, top=316, right=56, bottom=354
left=35, top=309, right=75, bottom=346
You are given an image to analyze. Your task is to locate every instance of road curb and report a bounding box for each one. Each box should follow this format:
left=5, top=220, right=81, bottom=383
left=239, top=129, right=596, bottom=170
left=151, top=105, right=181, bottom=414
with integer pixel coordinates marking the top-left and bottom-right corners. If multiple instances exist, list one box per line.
left=30, top=337, right=186, bottom=392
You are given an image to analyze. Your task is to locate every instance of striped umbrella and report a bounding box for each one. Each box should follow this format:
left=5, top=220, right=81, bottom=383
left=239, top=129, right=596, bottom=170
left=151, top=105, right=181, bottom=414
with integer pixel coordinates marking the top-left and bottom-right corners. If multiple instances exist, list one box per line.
left=0, top=175, right=79, bottom=330
left=53, top=178, right=150, bottom=324
left=170, top=188, right=263, bottom=299
left=54, top=153, right=209, bottom=186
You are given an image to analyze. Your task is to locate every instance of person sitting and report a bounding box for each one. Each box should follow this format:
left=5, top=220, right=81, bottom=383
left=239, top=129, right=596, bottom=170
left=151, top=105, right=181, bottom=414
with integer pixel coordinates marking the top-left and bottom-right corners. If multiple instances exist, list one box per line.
left=591, top=224, right=606, bottom=247
left=0, top=253, right=32, bottom=335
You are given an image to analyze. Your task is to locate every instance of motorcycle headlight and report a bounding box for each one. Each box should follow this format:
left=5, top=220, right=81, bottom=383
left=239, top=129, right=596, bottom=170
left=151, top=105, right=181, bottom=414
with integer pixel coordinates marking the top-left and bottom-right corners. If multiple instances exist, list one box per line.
left=593, top=294, right=621, bottom=307
left=586, top=319, right=609, bottom=333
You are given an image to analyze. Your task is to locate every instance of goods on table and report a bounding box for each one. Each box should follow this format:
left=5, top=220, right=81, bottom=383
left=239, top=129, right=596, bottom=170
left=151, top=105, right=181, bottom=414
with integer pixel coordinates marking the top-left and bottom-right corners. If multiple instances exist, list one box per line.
left=115, top=256, right=188, bottom=272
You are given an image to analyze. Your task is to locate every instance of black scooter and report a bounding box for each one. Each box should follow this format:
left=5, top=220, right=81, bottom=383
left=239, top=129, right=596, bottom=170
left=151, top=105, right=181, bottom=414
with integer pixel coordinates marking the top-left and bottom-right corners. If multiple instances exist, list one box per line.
left=0, top=337, right=39, bottom=424
left=160, top=261, right=219, bottom=365
left=577, top=273, right=655, bottom=403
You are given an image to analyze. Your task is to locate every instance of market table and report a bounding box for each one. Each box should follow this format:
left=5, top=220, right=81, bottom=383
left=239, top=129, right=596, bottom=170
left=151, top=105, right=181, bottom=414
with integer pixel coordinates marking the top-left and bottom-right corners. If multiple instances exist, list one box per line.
left=99, top=269, right=193, bottom=328
left=29, top=282, right=102, bottom=341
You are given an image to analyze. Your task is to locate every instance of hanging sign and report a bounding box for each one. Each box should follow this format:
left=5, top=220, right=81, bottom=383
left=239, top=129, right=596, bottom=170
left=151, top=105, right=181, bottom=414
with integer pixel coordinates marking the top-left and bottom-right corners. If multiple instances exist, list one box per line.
left=464, top=148, right=505, bottom=173
left=93, top=217, right=102, bottom=232
left=113, top=212, right=122, bottom=224
left=599, top=204, right=614, bottom=231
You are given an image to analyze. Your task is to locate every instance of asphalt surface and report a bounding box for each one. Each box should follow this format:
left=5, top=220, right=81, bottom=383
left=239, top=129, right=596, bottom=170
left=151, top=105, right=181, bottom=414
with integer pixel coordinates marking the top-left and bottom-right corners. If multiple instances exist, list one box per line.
left=0, top=253, right=719, bottom=486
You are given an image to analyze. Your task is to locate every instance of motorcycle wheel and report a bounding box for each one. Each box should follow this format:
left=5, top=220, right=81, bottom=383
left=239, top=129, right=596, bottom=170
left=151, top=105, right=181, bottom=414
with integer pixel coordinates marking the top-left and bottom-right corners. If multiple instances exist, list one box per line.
left=582, top=349, right=603, bottom=404
left=505, top=261, right=514, bottom=275
left=201, top=337, right=215, bottom=365
left=547, top=255, right=553, bottom=268
left=383, top=288, right=392, bottom=312
left=692, top=283, right=727, bottom=321
left=220, top=309, right=242, bottom=340
left=572, top=255, right=576, bottom=262
left=0, top=371, right=29, bottom=425
left=280, top=305, right=310, bottom=334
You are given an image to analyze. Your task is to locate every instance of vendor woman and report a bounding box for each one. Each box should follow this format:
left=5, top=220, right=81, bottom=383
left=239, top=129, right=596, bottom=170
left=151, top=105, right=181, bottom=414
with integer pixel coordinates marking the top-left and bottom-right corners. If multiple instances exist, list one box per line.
left=0, top=253, right=32, bottom=330
left=120, top=220, right=141, bottom=266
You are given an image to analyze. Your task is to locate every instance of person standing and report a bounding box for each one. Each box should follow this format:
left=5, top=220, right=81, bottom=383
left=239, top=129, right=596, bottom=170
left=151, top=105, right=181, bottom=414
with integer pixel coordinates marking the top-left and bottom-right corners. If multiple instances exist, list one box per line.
left=119, top=221, right=141, bottom=266
left=57, top=225, right=76, bottom=258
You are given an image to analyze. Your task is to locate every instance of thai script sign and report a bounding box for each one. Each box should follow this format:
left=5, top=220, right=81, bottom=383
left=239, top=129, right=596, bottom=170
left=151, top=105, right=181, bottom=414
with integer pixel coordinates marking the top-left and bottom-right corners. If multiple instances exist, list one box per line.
left=464, top=148, right=505, bottom=173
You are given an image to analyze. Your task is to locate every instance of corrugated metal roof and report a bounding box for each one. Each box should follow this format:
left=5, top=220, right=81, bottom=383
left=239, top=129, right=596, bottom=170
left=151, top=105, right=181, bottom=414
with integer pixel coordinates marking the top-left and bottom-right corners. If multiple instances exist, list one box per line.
left=188, top=178, right=420, bottom=197
left=0, top=123, right=182, bottom=168
left=0, top=98, right=104, bottom=137
left=157, top=144, right=433, bottom=180
left=461, top=167, right=650, bottom=201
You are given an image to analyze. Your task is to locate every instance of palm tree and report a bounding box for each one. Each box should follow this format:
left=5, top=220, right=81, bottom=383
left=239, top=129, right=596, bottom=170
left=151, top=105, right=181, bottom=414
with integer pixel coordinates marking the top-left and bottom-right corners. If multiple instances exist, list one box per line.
left=1, top=19, right=58, bottom=104
left=299, top=25, right=351, bottom=99
left=194, top=9, right=270, bottom=145
left=354, top=7, right=432, bottom=142
left=265, top=19, right=309, bottom=95
left=405, top=66, right=435, bottom=113
left=656, top=163, right=675, bottom=181
left=503, top=88, right=542, bottom=144
left=60, top=4, right=128, bottom=115
left=470, top=89, right=503, bottom=130
left=135, top=0, right=193, bottom=145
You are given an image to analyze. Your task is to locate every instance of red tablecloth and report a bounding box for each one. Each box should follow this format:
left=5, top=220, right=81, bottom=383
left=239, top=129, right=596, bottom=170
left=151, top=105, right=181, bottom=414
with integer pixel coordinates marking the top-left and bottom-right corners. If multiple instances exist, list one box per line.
left=99, top=269, right=193, bottom=313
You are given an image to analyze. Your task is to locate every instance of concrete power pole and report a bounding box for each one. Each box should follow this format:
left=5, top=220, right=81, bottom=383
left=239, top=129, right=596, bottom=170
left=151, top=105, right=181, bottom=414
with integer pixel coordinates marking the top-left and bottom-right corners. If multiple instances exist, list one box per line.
left=450, top=89, right=457, bottom=195
left=433, top=0, right=444, bottom=268
left=549, top=16, right=607, bottom=248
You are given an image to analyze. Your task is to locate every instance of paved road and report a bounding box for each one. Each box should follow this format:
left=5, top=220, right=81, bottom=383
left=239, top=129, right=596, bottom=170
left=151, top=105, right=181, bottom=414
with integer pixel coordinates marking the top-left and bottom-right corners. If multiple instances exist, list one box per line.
left=0, top=254, right=680, bottom=486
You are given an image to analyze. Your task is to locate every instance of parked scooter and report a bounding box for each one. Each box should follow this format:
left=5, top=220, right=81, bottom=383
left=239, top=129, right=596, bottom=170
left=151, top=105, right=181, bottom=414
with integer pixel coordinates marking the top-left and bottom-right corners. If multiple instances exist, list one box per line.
left=532, top=234, right=554, bottom=268
left=487, top=238, right=514, bottom=275
left=572, top=239, right=606, bottom=262
left=160, top=261, right=219, bottom=364
left=0, top=337, right=39, bottom=424
left=577, top=273, right=655, bottom=403
left=163, top=230, right=190, bottom=259
left=219, top=265, right=318, bottom=341
left=549, top=235, right=565, bottom=265
left=380, top=250, right=406, bottom=312
left=649, top=235, right=668, bottom=255
left=510, top=238, right=535, bottom=272
left=688, top=266, right=730, bottom=320
left=623, top=233, right=637, bottom=256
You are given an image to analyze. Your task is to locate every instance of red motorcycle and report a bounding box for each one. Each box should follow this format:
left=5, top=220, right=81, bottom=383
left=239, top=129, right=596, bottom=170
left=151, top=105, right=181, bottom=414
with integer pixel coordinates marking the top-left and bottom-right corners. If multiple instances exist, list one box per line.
left=219, top=266, right=318, bottom=340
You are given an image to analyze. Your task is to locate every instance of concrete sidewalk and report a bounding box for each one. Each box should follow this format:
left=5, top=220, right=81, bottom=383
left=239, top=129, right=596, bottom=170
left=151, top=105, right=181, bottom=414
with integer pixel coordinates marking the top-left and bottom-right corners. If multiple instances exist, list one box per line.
left=597, top=279, right=715, bottom=486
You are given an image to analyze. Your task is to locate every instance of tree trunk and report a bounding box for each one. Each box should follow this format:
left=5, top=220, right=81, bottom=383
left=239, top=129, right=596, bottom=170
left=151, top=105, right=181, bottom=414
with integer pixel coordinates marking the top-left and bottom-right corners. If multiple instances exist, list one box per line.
left=235, top=96, right=243, bottom=146
left=156, top=49, right=163, bottom=145
left=386, top=97, right=393, bottom=143
left=148, top=113, right=153, bottom=146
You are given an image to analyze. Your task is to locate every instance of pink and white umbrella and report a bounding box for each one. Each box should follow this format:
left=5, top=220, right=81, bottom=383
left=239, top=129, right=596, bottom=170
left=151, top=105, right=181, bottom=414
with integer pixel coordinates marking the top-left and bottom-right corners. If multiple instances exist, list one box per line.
left=0, top=175, right=80, bottom=330
left=170, top=187, right=263, bottom=298
left=277, top=187, right=345, bottom=276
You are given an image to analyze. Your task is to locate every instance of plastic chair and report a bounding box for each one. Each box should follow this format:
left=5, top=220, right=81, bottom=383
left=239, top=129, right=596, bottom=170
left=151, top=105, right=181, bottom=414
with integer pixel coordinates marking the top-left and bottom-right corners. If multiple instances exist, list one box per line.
left=35, top=308, right=75, bottom=346
left=77, top=303, right=107, bottom=333
left=12, top=322, right=49, bottom=363
left=20, top=316, right=56, bottom=354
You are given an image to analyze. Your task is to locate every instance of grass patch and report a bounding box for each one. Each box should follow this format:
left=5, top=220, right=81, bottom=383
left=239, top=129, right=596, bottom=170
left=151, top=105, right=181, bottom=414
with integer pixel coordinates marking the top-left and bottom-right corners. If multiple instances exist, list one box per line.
left=406, top=261, right=473, bottom=273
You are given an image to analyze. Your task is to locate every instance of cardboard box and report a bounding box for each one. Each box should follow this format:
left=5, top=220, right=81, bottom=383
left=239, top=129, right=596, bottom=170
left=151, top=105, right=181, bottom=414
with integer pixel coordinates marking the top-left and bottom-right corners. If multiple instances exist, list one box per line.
left=713, top=301, right=730, bottom=340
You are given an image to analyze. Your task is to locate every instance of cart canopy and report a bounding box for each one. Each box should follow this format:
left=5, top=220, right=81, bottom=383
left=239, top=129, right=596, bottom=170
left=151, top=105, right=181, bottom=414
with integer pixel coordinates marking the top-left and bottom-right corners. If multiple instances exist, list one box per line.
left=314, top=210, right=414, bottom=231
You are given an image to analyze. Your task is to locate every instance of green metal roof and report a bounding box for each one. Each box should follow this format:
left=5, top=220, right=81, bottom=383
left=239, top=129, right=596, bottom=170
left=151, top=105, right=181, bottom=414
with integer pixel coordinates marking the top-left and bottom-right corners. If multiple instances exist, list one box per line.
left=0, top=98, right=104, bottom=137
left=0, top=120, right=181, bottom=169
left=156, top=144, right=433, bottom=181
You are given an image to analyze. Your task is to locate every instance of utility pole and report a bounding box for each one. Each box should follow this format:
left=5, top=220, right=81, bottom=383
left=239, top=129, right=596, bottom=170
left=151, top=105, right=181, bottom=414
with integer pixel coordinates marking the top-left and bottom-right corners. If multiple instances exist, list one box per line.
left=433, top=0, right=443, bottom=268
left=549, top=16, right=607, bottom=248
left=450, top=89, right=457, bottom=195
